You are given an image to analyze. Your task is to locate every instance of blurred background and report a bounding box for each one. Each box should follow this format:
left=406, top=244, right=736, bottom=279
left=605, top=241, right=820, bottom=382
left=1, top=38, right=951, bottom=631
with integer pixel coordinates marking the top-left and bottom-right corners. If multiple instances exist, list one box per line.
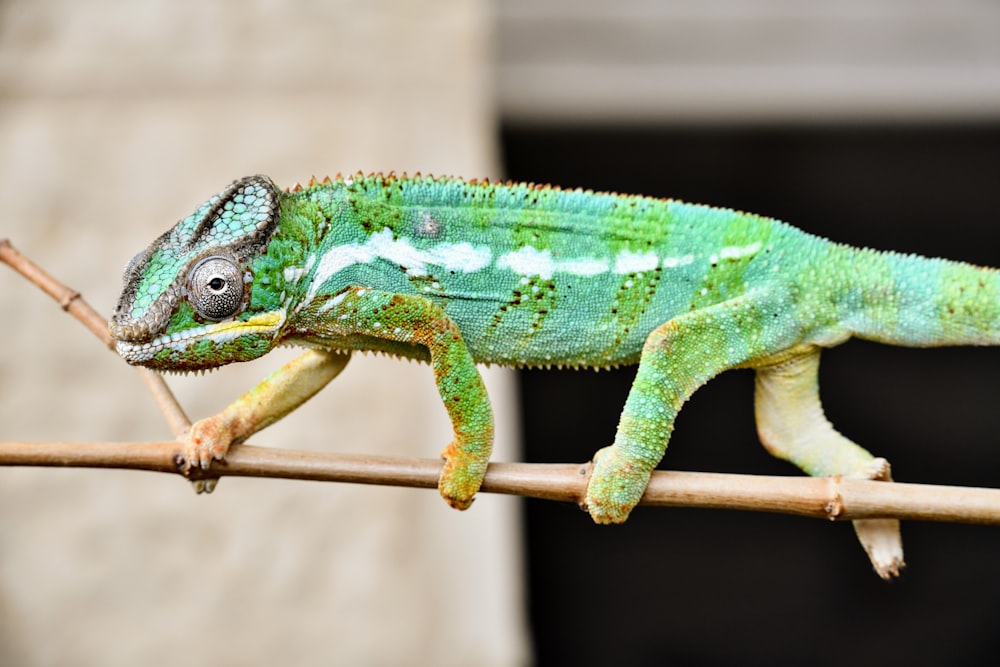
left=2, top=1, right=1000, bottom=665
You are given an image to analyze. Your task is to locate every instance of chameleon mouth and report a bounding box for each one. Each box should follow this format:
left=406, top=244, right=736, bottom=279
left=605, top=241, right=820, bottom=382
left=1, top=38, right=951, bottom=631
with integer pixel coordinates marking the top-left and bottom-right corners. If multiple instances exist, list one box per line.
left=114, top=310, right=286, bottom=364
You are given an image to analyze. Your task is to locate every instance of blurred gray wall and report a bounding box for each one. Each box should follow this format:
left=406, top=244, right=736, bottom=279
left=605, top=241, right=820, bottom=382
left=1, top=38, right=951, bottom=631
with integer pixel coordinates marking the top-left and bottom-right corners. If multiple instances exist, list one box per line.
left=0, top=2, right=528, bottom=665
left=498, top=0, right=1000, bottom=123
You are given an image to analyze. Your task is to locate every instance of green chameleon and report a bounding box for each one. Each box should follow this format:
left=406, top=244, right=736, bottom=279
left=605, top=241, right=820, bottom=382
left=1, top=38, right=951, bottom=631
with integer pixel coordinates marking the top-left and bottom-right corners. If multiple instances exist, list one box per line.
left=110, top=174, right=999, bottom=578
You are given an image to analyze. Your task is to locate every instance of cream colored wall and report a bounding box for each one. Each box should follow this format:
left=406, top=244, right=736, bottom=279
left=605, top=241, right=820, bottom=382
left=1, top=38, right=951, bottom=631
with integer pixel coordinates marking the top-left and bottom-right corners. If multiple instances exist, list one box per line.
left=0, top=1, right=528, bottom=665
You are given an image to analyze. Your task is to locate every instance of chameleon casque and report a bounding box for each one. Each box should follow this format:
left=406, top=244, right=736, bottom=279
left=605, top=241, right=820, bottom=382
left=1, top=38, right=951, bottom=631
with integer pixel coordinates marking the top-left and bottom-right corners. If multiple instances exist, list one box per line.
left=110, top=174, right=1000, bottom=578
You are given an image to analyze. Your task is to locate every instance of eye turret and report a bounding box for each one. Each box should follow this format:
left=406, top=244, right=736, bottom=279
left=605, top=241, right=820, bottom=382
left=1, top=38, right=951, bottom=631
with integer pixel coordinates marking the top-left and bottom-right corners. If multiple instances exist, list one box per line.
left=188, top=256, right=245, bottom=320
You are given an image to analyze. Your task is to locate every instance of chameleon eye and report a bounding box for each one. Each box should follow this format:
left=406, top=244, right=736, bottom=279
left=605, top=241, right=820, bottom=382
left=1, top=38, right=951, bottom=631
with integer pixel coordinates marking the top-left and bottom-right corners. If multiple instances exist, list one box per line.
left=188, top=256, right=245, bottom=320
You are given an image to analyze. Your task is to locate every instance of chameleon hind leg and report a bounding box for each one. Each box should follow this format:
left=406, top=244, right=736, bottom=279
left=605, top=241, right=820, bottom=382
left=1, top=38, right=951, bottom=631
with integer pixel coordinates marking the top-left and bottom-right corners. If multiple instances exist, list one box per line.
left=184, top=348, right=351, bottom=491
left=586, top=290, right=790, bottom=525
left=754, top=349, right=904, bottom=579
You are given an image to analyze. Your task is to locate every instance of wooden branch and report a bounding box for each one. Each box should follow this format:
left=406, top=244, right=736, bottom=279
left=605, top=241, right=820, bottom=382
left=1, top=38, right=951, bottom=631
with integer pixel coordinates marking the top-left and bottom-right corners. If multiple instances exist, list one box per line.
left=2, top=439, right=1000, bottom=524
left=4, top=236, right=1000, bottom=526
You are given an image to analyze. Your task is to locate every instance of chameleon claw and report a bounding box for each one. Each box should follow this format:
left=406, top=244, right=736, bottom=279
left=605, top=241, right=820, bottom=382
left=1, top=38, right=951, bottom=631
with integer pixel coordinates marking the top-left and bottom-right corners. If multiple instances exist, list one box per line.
left=189, top=478, right=219, bottom=494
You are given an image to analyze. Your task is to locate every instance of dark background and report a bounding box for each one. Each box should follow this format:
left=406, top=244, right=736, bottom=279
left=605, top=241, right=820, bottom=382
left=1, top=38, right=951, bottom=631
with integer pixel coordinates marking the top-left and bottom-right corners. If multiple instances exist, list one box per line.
left=502, top=124, right=1000, bottom=666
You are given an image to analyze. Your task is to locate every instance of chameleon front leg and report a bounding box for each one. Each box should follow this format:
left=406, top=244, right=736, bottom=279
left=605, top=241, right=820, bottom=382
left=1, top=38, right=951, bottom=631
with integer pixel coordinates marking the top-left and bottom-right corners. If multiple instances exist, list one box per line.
left=315, top=288, right=494, bottom=510
left=184, top=348, right=350, bottom=491
left=754, top=350, right=905, bottom=578
left=586, top=292, right=785, bottom=524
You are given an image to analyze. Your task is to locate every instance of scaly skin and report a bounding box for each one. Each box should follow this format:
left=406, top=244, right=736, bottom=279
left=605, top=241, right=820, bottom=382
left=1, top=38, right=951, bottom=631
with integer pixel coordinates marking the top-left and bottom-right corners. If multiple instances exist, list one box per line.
left=110, top=174, right=1000, bottom=577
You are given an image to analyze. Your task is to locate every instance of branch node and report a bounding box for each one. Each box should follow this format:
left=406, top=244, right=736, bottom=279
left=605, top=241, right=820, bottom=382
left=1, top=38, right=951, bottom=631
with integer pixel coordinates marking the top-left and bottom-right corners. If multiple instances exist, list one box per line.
left=576, top=461, right=593, bottom=508
left=59, top=290, right=82, bottom=311
left=825, top=476, right=844, bottom=520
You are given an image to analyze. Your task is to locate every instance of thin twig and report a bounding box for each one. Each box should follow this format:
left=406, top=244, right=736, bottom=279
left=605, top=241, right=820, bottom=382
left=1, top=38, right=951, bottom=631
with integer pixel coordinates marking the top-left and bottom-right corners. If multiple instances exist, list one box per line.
left=3, top=237, right=1000, bottom=525
left=133, top=368, right=191, bottom=437
left=1, top=238, right=113, bottom=347
left=1, top=440, right=1000, bottom=524
left=0, top=239, right=191, bottom=435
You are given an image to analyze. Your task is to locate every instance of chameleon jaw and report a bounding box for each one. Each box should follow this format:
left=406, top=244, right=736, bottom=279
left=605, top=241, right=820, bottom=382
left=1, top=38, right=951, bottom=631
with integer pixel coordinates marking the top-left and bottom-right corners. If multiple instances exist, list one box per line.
left=113, top=310, right=286, bottom=366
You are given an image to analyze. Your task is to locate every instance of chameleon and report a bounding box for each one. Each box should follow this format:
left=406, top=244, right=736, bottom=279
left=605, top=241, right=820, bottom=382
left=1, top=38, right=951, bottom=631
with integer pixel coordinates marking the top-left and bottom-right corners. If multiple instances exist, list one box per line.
left=110, top=173, right=1000, bottom=578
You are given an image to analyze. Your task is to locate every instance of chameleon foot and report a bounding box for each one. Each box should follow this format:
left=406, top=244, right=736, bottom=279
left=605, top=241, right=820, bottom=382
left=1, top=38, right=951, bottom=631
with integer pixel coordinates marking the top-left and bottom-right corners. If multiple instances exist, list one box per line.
left=437, top=440, right=488, bottom=511
left=183, top=418, right=233, bottom=470
left=852, top=458, right=905, bottom=579
left=177, top=417, right=236, bottom=494
left=584, top=446, right=652, bottom=524
left=854, top=518, right=905, bottom=579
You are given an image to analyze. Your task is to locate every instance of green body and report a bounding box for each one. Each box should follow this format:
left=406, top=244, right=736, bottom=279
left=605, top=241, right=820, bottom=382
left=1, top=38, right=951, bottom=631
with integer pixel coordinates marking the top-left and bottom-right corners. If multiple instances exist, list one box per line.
left=111, top=174, right=1000, bottom=578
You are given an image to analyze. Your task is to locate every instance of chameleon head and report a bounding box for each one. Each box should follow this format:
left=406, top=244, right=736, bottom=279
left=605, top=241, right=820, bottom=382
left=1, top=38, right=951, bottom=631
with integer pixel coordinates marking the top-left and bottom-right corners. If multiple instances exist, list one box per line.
left=109, top=175, right=288, bottom=372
